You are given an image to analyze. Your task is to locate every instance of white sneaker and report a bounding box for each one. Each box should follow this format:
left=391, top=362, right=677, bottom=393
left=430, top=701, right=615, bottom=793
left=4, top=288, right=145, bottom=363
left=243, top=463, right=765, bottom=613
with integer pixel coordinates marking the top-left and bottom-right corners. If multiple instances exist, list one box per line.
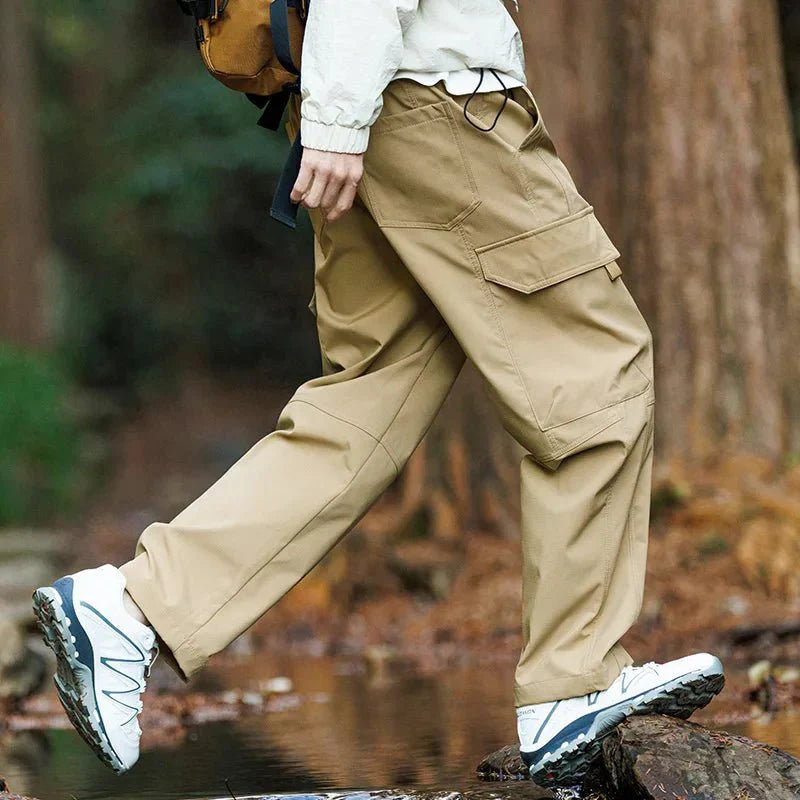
left=33, top=565, right=157, bottom=773
left=517, top=653, right=725, bottom=786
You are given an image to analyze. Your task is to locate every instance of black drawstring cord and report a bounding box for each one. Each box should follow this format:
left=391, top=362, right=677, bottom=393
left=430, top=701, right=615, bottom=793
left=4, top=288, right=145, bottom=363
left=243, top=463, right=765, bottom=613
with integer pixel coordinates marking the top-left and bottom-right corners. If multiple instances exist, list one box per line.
left=463, top=68, right=510, bottom=132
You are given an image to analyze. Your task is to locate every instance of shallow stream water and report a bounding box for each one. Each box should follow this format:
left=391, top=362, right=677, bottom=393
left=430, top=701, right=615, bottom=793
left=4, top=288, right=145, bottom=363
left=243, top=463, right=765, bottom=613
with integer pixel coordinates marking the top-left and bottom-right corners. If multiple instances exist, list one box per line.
left=4, top=655, right=799, bottom=800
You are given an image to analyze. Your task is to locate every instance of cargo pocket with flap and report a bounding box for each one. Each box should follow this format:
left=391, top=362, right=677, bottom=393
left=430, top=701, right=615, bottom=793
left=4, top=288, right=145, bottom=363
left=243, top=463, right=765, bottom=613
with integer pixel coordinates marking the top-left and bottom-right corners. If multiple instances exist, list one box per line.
left=475, top=207, right=652, bottom=461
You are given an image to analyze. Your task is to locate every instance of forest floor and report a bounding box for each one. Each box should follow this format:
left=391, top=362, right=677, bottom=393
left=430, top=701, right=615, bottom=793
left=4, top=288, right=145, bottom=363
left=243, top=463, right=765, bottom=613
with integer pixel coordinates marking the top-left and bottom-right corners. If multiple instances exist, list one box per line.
left=66, top=370, right=800, bottom=732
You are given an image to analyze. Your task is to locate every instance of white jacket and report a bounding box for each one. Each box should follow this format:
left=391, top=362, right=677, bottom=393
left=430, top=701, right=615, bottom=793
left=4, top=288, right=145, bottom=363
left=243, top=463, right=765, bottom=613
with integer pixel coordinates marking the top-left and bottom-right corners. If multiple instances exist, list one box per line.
left=299, top=0, right=527, bottom=154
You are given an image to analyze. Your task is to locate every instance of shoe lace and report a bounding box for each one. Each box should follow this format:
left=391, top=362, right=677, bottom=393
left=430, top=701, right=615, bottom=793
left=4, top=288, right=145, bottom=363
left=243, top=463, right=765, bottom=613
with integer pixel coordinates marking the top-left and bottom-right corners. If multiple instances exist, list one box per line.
left=624, top=661, right=658, bottom=674
left=145, top=641, right=160, bottom=680
left=132, top=642, right=158, bottom=737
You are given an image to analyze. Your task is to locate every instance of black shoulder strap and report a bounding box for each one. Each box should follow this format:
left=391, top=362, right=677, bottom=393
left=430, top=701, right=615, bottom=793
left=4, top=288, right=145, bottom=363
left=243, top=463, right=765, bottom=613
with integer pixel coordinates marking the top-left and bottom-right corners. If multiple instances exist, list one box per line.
left=271, top=0, right=300, bottom=76
left=270, top=130, right=304, bottom=227
left=268, top=0, right=309, bottom=227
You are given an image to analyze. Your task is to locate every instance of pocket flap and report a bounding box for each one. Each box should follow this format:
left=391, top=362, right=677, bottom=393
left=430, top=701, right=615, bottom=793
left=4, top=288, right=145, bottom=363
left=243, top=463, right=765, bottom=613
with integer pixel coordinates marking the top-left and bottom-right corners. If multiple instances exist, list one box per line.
left=475, top=207, right=621, bottom=294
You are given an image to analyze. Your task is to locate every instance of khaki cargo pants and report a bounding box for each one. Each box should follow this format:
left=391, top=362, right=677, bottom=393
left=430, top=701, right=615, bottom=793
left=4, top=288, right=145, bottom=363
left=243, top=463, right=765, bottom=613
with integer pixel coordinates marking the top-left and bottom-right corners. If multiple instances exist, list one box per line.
left=122, top=79, right=655, bottom=707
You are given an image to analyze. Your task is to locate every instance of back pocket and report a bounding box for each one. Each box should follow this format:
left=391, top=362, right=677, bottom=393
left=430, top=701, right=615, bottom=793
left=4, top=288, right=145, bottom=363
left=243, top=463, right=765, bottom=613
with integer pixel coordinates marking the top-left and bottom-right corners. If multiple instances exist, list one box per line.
left=361, top=101, right=481, bottom=229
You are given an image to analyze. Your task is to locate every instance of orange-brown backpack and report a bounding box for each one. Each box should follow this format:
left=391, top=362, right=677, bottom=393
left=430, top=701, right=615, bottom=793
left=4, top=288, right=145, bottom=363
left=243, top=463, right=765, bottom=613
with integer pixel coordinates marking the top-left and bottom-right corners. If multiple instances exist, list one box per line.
left=177, top=0, right=310, bottom=227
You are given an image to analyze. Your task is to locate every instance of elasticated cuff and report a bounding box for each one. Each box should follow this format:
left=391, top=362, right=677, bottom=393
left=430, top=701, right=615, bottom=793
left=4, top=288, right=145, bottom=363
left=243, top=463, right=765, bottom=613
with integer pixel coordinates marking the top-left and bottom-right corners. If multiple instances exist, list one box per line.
left=300, top=118, right=370, bottom=154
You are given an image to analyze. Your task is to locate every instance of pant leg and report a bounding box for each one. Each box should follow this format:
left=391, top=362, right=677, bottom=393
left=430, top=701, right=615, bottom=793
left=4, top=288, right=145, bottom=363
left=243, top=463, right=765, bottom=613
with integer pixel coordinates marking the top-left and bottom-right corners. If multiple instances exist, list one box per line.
left=121, top=192, right=465, bottom=679
left=514, top=390, right=654, bottom=705
left=358, top=79, right=655, bottom=705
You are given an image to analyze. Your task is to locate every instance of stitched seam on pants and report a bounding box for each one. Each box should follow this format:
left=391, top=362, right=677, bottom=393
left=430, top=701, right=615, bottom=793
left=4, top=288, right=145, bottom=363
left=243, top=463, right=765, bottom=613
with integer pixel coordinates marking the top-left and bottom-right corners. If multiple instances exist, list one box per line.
left=512, top=148, right=538, bottom=212
left=288, top=398, right=400, bottom=472
left=176, top=326, right=451, bottom=652
left=582, top=404, right=623, bottom=676
left=455, top=221, right=555, bottom=459
left=628, top=402, right=654, bottom=610
left=541, top=409, right=623, bottom=465
left=400, top=78, right=421, bottom=108
left=374, top=324, right=451, bottom=466
left=178, top=444, right=388, bottom=653
left=534, top=150, right=572, bottom=215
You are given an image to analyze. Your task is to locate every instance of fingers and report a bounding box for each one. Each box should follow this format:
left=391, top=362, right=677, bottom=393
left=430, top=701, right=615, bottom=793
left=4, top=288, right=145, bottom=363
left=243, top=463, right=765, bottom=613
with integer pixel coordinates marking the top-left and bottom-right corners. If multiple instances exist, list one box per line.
left=319, top=156, right=363, bottom=223
left=326, top=179, right=359, bottom=223
left=291, top=150, right=332, bottom=208
left=301, top=162, right=333, bottom=208
left=291, top=149, right=364, bottom=223
left=319, top=166, right=347, bottom=213
left=290, top=157, right=315, bottom=204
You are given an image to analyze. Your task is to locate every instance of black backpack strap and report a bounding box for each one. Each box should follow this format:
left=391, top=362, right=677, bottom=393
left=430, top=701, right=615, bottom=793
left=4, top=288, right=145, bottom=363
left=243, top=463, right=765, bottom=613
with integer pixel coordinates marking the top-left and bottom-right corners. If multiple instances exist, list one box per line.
left=268, top=0, right=309, bottom=228
left=258, top=90, right=293, bottom=131
left=178, top=0, right=305, bottom=228
left=270, top=129, right=304, bottom=228
left=271, top=0, right=300, bottom=76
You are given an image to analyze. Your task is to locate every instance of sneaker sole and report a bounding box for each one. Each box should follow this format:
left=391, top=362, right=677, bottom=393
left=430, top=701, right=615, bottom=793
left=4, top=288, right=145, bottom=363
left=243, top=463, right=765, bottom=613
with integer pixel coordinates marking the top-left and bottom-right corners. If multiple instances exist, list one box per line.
left=528, top=667, right=726, bottom=788
left=32, top=584, right=127, bottom=774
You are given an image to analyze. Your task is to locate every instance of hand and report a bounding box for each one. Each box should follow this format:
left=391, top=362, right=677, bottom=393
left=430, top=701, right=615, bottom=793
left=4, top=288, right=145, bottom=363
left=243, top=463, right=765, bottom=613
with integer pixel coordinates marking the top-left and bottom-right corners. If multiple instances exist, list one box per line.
left=290, top=148, right=364, bottom=223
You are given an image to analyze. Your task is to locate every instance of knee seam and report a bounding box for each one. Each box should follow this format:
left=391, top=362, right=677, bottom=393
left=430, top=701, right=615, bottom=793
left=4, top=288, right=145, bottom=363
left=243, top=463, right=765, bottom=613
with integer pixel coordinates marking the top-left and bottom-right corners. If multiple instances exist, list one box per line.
left=288, top=398, right=400, bottom=472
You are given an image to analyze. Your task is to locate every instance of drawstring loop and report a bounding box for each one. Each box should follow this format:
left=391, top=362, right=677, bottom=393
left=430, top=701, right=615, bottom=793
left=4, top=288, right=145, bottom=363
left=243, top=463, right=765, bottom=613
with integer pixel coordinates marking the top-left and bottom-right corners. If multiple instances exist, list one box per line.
left=463, top=68, right=510, bottom=132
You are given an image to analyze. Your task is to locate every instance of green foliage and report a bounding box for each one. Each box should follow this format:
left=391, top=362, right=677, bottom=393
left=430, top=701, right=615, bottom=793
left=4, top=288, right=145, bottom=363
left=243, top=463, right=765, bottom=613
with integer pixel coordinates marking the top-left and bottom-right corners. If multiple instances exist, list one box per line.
left=57, top=269, right=172, bottom=394
left=34, top=0, right=318, bottom=396
left=0, top=349, right=81, bottom=524
left=27, top=1, right=800, bottom=403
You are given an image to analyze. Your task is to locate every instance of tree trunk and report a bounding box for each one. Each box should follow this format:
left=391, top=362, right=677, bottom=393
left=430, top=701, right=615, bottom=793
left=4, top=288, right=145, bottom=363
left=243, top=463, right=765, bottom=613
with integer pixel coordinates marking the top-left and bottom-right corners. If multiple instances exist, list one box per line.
left=517, top=0, right=800, bottom=462
left=0, top=0, right=48, bottom=348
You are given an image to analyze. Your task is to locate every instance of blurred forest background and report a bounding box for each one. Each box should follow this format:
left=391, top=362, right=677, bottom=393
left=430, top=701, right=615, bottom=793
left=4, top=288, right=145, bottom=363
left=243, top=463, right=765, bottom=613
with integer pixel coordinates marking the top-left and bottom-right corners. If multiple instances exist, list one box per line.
left=2, top=0, right=800, bottom=674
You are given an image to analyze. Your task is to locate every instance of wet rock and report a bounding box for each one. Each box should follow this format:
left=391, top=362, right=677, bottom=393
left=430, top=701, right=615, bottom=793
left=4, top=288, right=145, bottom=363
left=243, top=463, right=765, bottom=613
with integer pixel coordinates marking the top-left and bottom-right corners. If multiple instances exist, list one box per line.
left=478, top=716, right=800, bottom=799
left=0, top=618, right=45, bottom=704
left=476, top=744, right=528, bottom=781
left=0, top=776, right=42, bottom=800
left=0, top=530, right=70, bottom=627
left=256, top=788, right=555, bottom=800
left=376, top=789, right=553, bottom=800
left=603, top=716, right=800, bottom=800
left=477, top=746, right=609, bottom=797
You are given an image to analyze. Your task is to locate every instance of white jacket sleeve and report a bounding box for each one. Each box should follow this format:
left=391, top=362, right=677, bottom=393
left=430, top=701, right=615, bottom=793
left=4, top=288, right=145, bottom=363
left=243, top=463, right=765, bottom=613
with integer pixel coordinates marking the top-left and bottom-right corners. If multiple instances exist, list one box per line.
left=299, top=0, right=419, bottom=154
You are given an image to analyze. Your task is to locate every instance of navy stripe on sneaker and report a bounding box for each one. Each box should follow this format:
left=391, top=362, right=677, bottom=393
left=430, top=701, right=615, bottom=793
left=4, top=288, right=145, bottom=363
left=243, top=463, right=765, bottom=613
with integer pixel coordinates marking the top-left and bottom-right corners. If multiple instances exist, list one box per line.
left=522, top=677, right=681, bottom=765
left=50, top=577, right=125, bottom=766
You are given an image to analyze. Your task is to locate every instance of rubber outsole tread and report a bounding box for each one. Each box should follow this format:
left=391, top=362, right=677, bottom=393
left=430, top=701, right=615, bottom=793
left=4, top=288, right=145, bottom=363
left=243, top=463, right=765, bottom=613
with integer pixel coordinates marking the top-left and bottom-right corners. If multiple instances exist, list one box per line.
left=32, top=587, right=126, bottom=773
left=529, top=671, right=726, bottom=788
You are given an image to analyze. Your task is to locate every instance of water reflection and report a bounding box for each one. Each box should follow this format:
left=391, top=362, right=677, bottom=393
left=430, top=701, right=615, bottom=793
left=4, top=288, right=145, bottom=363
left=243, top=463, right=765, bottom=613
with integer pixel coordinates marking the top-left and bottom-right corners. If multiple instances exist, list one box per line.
left=730, top=712, right=800, bottom=757
left=2, top=656, right=798, bottom=800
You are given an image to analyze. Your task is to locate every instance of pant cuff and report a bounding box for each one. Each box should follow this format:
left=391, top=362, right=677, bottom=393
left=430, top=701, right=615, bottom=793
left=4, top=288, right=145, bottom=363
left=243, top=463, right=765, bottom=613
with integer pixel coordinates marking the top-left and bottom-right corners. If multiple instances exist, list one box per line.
left=120, top=554, right=208, bottom=681
left=514, top=644, right=633, bottom=706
